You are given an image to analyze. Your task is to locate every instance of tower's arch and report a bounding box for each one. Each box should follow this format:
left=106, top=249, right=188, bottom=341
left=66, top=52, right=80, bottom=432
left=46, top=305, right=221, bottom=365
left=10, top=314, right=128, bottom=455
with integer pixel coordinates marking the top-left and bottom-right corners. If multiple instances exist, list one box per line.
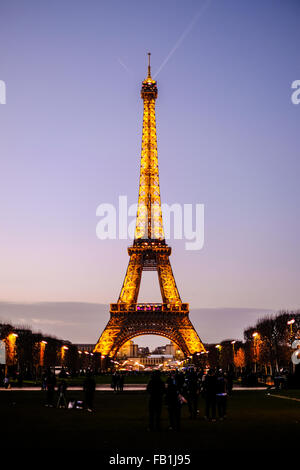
left=112, top=332, right=184, bottom=359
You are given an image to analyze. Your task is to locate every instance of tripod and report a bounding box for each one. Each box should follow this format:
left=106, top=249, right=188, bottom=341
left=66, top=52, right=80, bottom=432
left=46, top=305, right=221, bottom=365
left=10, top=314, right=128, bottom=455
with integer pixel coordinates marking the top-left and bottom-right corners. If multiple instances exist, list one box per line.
left=57, top=391, right=67, bottom=408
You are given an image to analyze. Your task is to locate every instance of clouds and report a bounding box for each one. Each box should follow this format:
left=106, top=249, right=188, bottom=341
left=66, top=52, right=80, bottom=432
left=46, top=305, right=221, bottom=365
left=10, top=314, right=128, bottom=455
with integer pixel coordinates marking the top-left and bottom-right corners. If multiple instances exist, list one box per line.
left=0, top=301, right=273, bottom=346
left=0, top=301, right=108, bottom=343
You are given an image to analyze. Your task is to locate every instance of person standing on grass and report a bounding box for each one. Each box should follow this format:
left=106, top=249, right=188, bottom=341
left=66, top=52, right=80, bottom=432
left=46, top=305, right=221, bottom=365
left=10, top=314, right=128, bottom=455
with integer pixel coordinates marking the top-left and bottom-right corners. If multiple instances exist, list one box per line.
left=203, top=369, right=217, bottom=422
left=147, top=370, right=165, bottom=431
left=166, top=374, right=182, bottom=431
left=83, top=371, right=96, bottom=412
left=45, top=371, right=56, bottom=407
left=216, top=371, right=228, bottom=420
left=119, top=373, right=124, bottom=392
left=185, top=369, right=199, bottom=419
left=111, top=372, right=118, bottom=392
left=4, top=375, right=10, bottom=389
left=41, top=372, right=47, bottom=391
left=57, top=379, right=68, bottom=408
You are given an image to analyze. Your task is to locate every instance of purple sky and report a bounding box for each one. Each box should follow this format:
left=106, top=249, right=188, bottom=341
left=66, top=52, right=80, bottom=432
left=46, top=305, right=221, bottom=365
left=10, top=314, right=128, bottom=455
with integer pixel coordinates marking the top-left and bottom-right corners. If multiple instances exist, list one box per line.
left=0, top=1, right=299, bottom=347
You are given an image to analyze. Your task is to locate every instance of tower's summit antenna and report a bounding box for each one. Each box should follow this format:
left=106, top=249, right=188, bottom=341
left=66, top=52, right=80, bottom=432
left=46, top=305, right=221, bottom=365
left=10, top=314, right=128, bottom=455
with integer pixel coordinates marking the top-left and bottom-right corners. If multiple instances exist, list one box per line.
left=147, top=52, right=151, bottom=78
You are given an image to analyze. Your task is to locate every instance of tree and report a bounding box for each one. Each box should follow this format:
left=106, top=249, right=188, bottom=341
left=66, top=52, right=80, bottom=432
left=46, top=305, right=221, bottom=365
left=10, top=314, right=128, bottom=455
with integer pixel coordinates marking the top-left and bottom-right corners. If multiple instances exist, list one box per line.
left=234, top=348, right=245, bottom=369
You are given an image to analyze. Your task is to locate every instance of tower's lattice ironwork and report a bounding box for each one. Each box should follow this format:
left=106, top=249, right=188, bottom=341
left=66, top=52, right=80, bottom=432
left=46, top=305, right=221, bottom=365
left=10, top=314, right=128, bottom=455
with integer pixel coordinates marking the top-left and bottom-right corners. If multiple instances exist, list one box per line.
left=94, top=54, right=205, bottom=358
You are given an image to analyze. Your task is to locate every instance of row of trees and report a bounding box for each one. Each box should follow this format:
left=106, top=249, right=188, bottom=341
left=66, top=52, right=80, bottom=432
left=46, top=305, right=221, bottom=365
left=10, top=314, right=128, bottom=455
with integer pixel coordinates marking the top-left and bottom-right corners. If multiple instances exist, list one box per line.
left=193, top=310, right=300, bottom=376
left=1, top=310, right=299, bottom=379
left=0, top=323, right=97, bottom=378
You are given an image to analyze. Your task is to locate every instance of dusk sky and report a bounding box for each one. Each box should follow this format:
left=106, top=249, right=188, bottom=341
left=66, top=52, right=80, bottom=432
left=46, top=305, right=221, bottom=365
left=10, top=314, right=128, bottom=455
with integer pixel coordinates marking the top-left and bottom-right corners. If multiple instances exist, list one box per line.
left=0, top=0, right=299, bottom=347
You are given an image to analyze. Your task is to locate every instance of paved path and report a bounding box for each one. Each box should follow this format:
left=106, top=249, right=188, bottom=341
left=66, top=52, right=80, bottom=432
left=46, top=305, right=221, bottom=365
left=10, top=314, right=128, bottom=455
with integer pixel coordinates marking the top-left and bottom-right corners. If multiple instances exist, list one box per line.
left=0, top=385, right=268, bottom=392
left=267, top=393, right=300, bottom=403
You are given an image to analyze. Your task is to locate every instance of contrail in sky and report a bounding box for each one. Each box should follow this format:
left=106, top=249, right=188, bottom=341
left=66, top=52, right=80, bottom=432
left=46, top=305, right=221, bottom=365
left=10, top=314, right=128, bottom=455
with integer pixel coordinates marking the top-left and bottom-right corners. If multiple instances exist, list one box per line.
left=117, top=57, right=132, bottom=75
left=153, top=0, right=213, bottom=79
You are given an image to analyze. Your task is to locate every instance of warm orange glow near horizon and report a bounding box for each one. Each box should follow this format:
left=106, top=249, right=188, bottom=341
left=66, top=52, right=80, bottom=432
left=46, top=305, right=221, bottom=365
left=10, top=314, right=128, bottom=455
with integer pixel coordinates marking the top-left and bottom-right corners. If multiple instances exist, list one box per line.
left=39, top=341, right=46, bottom=366
left=5, top=333, right=17, bottom=366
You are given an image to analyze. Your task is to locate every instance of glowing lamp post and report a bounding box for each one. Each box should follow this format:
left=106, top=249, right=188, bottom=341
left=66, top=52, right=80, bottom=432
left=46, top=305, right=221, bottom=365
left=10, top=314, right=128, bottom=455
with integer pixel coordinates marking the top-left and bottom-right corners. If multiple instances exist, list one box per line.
left=287, top=319, right=295, bottom=336
left=39, top=341, right=47, bottom=367
left=61, top=346, right=68, bottom=366
left=215, top=344, right=222, bottom=366
left=252, top=332, right=259, bottom=372
left=5, top=333, right=18, bottom=373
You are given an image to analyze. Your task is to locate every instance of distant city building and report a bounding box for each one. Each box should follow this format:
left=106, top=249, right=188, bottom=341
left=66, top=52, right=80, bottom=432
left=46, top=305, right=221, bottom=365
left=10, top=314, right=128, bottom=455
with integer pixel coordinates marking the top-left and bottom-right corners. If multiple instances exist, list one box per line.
left=117, top=340, right=138, bottom=358
left=138, top=354, right=174, bottom=366
left=74, top=344, right=95, bottom=353
left=138, top=346, right=150, bottom=357
left=152, top=346, right=166, bottom=355
left=116, top=340, right=182, bottom=361
left=165, top=342, right=177, bottom=356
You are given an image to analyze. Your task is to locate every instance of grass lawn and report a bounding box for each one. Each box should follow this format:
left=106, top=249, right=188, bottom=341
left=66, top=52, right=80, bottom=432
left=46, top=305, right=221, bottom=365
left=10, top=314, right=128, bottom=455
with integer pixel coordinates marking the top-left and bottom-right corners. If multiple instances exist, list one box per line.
left=0, top=390, right=299, bottom=451
left=10, top=373, right=154, bottom=387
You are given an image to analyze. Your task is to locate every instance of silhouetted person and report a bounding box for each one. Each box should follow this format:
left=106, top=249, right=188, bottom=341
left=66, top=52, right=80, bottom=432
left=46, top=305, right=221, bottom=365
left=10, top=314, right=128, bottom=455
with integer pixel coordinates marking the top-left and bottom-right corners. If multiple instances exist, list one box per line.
left=147, top=370, right=165, bottom=431
left=4, top=376, right=10, bottom=389
left=41, top=372, right=47, bottom=391
left=111, top=372, right=118, bottom=392
left=166, top=375, right=181, bottom=431
left=216, top=372, right=228, bottom=420
left=203, top=369, right=217, bottom=421
left=175, top=371, right=185, bottom=392
left=17, top=372, right=23, bottom=388
left=57, top=380, right=67, bottom=408
left=119, top=373, right=124, bottom=392
left=83, top=371, right=96, bottom=412
left=45, top=372, right=56, bottom=407
left=186, top=369, right=199, bottom=419
left=116, top=373, right=121, bottom=392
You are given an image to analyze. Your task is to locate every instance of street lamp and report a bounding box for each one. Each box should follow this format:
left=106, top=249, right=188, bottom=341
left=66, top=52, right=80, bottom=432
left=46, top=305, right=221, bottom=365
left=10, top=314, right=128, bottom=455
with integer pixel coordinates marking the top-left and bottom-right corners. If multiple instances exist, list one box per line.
left=287, top=319, right=295, bottom=336
left=5, top=332, right=18, bottom=373
left=60, top=345, right=68, bottom=366
left=39, top=340, right=47, bottom=368
left=252, top=333, right=259, bottom=372
left=215, top=344, right=222, bottom=366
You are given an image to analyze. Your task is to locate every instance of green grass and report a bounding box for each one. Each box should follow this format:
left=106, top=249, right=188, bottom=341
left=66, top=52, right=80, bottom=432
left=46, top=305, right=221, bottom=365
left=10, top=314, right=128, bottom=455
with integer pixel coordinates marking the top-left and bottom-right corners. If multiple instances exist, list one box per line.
left=0, top=390, right=299, bottom=450
left=10, top=373, right=154, bottom=387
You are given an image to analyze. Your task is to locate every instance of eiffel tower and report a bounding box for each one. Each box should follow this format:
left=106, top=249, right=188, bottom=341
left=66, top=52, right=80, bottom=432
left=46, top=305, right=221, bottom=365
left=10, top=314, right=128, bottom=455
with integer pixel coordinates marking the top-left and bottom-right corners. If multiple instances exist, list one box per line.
left=94, top=54, right=205, bottom=359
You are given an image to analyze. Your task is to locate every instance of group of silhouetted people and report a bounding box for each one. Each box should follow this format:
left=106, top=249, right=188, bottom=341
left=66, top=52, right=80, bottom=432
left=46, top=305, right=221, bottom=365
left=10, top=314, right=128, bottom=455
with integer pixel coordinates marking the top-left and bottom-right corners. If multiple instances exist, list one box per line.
left=43, top=369, right=96, bottom=412
left=146, top=368, right=229, bottom=431
left=111, top=372, right=125, bottom=392
left=203, top=368, right=228, bottom=421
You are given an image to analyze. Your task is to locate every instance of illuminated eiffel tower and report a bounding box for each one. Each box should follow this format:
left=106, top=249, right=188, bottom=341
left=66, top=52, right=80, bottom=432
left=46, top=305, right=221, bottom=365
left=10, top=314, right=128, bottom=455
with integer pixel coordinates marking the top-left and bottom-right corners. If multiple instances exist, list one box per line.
left=94, top=54, right=205, bottom=359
